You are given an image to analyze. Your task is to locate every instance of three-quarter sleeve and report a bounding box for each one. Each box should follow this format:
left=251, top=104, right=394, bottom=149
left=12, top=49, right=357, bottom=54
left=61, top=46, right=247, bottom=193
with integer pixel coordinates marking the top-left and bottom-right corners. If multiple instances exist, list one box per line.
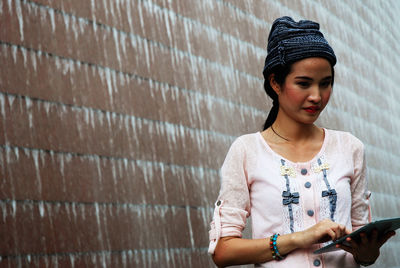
left=350, top=140, right=371, bottom=230
left=208, top=138, right=251, bottom=254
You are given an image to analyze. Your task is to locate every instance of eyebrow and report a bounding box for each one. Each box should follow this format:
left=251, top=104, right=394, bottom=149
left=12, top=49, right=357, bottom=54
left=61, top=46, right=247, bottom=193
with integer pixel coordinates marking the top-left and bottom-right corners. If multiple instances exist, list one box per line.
left=294, top=76, right=313, bottom=80
left=294, top=76, right=332, bottom=80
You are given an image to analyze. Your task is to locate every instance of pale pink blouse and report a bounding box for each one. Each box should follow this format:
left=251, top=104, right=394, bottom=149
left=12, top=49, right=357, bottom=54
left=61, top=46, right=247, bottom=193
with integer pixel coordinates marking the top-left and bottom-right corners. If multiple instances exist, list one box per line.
left=209, top=129, right=371, bottom=268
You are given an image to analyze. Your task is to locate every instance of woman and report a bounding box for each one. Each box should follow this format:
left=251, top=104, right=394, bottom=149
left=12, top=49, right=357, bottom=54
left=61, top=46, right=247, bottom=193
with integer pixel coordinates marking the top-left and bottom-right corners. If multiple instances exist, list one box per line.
left=208, top=17, right=395, bottom=267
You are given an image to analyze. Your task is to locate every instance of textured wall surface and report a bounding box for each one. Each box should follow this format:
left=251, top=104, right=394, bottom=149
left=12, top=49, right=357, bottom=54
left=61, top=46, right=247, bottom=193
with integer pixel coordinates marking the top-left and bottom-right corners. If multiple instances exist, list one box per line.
left=0, top=0, right=399, bottom=267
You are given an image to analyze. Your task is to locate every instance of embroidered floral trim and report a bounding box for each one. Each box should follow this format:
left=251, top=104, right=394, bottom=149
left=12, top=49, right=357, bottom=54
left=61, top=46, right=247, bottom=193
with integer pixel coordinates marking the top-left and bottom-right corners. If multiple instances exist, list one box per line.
left=312, top=162, right=330, bottom=173
left=280, top=165, right=296, bottom=177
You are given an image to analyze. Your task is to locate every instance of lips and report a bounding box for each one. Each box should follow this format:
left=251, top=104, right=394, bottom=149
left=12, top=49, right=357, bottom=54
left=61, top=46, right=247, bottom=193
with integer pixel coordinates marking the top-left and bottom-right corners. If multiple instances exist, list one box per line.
left=303, top=106, right=320, bottom=113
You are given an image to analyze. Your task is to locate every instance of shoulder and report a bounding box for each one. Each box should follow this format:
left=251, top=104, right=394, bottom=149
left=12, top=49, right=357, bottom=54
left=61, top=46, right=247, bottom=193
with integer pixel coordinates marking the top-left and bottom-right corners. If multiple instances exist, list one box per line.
left=230, top=132, right=263, bottom=151
left=224, top=132, right=262, bottom=157
left=236, top=132, right=261, bottom=144
left=325, top=128, right=364, bottom=154
left=326, top=128, right=364, bottom=147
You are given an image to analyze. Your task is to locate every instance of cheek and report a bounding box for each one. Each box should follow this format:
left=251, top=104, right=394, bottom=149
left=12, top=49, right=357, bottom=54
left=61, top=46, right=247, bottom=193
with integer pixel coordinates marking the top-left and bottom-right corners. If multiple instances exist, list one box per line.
left=321, top=89, right=332, bottom=104
left=284, top=87, right=307, bottom=103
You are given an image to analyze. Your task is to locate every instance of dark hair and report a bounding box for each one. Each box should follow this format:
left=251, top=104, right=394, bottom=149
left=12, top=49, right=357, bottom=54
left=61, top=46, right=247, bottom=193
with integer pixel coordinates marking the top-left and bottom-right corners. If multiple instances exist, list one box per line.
left=262, top=64, right=292, bottom=130
left=262, top=63, right=335, bottom=130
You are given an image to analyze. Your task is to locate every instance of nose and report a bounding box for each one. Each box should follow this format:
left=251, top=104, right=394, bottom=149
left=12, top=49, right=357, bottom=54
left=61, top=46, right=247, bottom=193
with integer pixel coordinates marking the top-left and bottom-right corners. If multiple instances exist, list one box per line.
left=308, top=85, right=322, bottom=103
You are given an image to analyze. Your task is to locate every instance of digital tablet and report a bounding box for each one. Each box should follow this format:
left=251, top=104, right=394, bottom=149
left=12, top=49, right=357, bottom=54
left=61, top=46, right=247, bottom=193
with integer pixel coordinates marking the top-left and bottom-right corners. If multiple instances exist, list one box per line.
left=313, top=217, right=400, bottom=254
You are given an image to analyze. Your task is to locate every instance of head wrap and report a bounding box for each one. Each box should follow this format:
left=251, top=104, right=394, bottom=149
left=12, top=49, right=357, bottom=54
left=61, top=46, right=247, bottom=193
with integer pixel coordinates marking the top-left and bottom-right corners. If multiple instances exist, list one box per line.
left=263, top=16, right=336, bottom=78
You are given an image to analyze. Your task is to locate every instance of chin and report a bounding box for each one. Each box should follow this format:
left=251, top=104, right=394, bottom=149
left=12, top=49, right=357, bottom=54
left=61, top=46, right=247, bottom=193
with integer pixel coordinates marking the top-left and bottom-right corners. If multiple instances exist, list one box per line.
left=299, top=117, right=319, bottom=125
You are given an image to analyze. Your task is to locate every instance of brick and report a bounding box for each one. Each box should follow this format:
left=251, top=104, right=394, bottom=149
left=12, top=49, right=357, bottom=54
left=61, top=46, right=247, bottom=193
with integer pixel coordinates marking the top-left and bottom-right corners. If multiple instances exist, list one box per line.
left=0, top=250, right=195, bottom=268
left=1, top=43, right=267, bottom=116
left=0, top=1, right=267, bottom=111
left=0, top=44, right=266, bottom=137
left=154, top=0, right=267, bottom=49
left=0, top=201, right=209, bottom=255
left=189, top=207, right=213, bottom=247
left=1, top=94, right=234, bottom=168
left=0, top=145, right=220, bottom=205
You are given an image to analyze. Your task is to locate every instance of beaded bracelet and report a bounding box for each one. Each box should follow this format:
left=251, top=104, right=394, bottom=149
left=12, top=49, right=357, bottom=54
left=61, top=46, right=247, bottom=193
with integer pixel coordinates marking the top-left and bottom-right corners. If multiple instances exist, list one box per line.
left=269, top=233, right=285, bottom=260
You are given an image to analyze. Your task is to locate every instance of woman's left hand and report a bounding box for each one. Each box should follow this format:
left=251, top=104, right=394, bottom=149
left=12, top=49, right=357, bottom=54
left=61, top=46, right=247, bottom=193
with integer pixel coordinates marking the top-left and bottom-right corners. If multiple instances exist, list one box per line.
left=336, top=229, right=396, bottom=265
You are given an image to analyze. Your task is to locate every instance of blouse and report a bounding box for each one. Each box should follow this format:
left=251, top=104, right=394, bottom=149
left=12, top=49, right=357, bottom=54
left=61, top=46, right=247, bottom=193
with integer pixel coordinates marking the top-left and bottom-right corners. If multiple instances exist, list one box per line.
left=208, top=129, right=371, bottom=268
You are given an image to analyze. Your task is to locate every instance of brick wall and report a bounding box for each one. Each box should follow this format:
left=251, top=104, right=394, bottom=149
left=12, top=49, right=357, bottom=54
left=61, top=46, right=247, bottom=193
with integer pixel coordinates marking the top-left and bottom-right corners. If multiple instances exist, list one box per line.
left=0, top=0, right=399, bottom=267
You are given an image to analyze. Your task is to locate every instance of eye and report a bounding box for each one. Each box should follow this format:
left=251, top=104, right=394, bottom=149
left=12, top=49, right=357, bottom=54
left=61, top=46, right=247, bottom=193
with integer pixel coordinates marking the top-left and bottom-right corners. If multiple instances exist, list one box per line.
left=320, top=81, right=332, bottom=88
left=297, top=81, right=310, bottom=88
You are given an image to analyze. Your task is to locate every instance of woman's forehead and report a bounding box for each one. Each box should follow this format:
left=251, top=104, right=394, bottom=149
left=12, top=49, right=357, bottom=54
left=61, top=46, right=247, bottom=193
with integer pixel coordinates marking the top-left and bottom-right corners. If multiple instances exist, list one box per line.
left=289, top=58, right=332, bottom=77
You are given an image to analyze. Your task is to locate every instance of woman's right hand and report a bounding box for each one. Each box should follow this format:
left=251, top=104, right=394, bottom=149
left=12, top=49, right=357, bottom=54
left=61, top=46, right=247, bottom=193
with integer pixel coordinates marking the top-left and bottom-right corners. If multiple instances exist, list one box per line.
left=299, top=219, right=351, bottom=247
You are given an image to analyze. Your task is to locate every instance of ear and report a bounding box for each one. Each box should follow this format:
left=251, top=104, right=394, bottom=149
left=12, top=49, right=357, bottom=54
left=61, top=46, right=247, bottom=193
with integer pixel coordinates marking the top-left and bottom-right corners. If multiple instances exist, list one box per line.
left=268, top=74, right=281, bottom=95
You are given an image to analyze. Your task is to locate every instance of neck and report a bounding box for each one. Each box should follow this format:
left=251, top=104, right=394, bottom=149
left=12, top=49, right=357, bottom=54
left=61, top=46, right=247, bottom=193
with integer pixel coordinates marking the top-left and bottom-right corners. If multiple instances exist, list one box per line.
left=271, top=113, right=321, bottom=143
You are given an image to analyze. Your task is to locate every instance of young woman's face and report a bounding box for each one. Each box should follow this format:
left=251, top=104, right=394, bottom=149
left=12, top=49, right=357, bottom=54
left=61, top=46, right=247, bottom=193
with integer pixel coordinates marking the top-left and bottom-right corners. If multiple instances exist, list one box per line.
left=273, top=57, right=333, bottom=125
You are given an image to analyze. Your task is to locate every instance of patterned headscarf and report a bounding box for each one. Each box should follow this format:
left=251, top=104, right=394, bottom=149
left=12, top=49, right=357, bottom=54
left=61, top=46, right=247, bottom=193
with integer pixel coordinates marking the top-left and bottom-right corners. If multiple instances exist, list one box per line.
left=263, top=16, right=336, bottom=78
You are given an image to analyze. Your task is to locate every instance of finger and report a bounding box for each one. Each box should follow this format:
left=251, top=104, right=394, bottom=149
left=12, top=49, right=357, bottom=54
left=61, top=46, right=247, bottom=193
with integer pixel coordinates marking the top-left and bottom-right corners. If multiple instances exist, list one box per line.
left=360, top=232, right=369, bottom=244
left=336, top=243, right=354, bottom=254
left=332, top=227, right=340, bottom=240
left=334, top=225, right=343, bottom=238
left=339, top=225, right=347, bottom=237
left=346, top=237, right=359, bottom=248
left=344, top=227, right=352, bottom=235
left=370, top=229, right=378, bottom=243
left=333, top=225, right=345, bottom=240
left=327, top=229, right=337, bottom=241
left=378, top=231, right=396, bottom=247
